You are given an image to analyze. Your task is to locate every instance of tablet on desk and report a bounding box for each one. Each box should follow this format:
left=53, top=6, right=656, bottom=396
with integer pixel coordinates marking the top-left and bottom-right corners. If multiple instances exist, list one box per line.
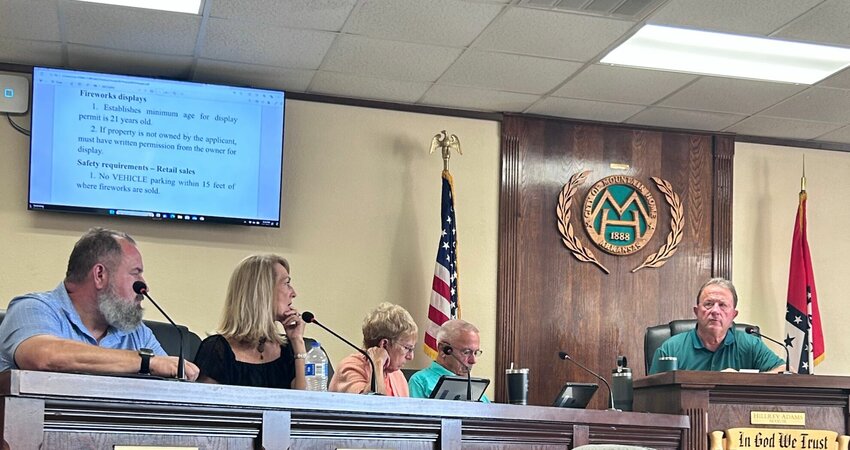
left=429, top=375, right=490, bottom=401
left=552, top=382, right=598, bottom=408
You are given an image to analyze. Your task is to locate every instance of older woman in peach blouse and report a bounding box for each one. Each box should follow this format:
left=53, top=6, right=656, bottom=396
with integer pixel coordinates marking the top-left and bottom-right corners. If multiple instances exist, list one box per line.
left=329, top=302, right=418, bottom=396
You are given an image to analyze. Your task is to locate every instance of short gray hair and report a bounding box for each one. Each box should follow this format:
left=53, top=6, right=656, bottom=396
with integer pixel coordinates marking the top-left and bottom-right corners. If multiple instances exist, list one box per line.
left=696, top=277, right=738, bottom=307
left=361, top=303, right=418, bottom=348
left=436, top=319, right=479, bottom=345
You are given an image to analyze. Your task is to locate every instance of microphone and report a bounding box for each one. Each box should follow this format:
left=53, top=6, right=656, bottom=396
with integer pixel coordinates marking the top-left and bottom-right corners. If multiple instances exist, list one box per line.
left=132, top=281, right=185, bottom=380
left=745, top=326, right=793, bottom=374
left=558, top=351, right=617, bottom=411
left=301, top=311, right=378, bottom=394
left=443, top=345, right=473, bottom=401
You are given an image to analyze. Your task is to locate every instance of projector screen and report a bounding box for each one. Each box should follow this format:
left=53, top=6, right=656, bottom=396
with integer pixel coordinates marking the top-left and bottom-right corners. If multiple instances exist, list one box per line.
left=28, top=66, right=285, bottom=227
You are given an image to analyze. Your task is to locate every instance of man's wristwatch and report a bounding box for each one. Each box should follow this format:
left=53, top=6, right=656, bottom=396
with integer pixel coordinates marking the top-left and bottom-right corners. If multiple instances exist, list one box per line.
left=138, top=348, right=154, bottom=375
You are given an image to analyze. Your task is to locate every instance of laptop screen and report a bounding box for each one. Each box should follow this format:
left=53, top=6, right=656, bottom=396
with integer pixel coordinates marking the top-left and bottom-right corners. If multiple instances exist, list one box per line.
left=429, top=375, right=490, bottom=401
left=552, top=382, right=598, bottom=408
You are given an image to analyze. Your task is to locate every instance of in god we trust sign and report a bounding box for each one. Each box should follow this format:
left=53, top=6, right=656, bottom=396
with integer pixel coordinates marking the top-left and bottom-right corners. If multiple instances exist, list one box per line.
left=709, top=428, right=849, bottom=450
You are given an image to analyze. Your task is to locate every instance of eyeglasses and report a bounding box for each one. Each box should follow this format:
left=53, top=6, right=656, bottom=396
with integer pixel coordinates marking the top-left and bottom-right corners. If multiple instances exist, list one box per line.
left=700, top=301, right=732, bottom=312
left=444, top=343, right=483, bottom=357
left=396, top=342, right=415, bottom=355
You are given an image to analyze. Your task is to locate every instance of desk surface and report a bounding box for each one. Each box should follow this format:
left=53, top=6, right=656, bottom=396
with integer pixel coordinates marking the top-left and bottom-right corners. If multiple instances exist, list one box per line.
left=2, top=369, right=689, bottom=450
left=635, top=370, right=850, bottom=390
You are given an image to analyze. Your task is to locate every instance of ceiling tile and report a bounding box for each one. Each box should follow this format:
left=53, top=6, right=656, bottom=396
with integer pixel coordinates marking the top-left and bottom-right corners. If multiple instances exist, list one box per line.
left=0, top=0, right=60, bottom=41
left=309, top=71, right=431, bottom=103
left=774, top=1, right=850, bottom=47
left=421, top=84, right=539, bottom=112
left=527, top=97, right=646, bottom=122
left=209, top=0, right=356, bottom=31
left=321, top=35, right=462, bottom=82
left=819, top=67, right=850, bottom=90
left=194, top=59, right=315, bottom=92
left=474, top=7, right=633, bottom=61
left=627, top=107, right=746, bottom=131
left=761, top=87, right=850, bottom=123
left=0, top=38, right=63, bottom=67
left=726, top=116, right=843, bottom=140
left=440, top=50, right=582, bottom=94
left=553, top=64, right=695, bottom=105
left=63, top=2, right=199, bottom=55
left=203, top=18, right=336, bottom=69
left=815, top=125, right=850, bottom=144
left=649, top=0, right=823, bottom=36
left=660, top=77, right=807, bottom=114
left=344, top=0, right=502, bottom=47
left=67, top=45, right=193, bottom=78
left=0, top=0, right=847, bottom=139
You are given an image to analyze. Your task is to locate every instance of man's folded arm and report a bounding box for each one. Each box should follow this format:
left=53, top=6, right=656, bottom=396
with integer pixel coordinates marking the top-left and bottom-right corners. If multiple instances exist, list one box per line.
left=14, top=334, right=192, bottom=378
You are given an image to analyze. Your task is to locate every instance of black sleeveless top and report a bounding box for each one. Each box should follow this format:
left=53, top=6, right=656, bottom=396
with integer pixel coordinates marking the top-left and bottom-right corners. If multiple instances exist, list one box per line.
left=194, top=334, right=296, bottom=388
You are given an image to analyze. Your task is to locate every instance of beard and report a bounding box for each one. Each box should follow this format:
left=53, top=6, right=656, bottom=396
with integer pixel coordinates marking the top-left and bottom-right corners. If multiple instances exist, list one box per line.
left=97, top=283, right=144, bottom=332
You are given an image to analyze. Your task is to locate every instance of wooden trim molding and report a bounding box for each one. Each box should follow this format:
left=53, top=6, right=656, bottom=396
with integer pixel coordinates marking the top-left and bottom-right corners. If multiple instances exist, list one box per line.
left=712, top=135, right=735, bottom=279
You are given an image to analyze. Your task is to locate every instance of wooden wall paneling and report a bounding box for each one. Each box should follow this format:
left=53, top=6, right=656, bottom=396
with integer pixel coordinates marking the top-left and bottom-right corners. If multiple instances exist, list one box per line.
left=498, top=115, right=727, bottom=409
left=497, top=130, right=522, bottom=403
left=712, top=135, right=735, bottom=279
left=652, top=132, right=716, bottom=322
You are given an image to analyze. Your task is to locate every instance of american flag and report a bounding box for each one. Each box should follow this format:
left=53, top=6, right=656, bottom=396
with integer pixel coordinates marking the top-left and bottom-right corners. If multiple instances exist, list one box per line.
left=424, top=170, right=460, bottom=358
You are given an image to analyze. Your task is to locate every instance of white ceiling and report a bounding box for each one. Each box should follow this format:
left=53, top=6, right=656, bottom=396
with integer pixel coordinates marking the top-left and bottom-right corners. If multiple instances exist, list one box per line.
left=3, top=0, right=850, bottom=144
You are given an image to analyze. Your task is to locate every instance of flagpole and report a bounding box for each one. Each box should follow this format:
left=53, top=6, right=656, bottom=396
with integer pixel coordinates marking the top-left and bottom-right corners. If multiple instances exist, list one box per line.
left=785, top=157, right=823, bottom=374
left=424, top=130, right=463, bottom=359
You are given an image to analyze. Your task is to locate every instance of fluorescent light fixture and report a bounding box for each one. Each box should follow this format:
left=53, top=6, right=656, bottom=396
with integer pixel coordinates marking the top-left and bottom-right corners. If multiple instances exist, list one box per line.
left=74, top=0, right=202, bottom=14
left=601, top=24, right=850, bottom=84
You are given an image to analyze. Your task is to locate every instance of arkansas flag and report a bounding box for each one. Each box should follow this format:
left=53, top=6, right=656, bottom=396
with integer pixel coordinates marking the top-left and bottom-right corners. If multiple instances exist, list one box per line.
left=424, top=170, right=460, bottom=359
left=784, top=187, right=824, bottom=374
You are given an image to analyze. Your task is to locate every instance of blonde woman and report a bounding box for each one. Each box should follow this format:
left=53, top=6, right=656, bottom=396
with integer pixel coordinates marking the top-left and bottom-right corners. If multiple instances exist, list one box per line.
left=194, top=254, right=307, bottom=389
left=329, top=302, right=418, bottom=396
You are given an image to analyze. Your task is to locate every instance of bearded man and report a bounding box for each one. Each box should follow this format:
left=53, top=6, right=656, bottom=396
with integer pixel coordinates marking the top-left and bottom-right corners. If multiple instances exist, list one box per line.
left=0, top=227, right=198, bottom=380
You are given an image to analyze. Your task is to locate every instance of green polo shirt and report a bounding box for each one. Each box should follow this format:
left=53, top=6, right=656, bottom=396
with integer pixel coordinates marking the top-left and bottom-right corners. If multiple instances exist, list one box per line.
left=649, top=327, right=784, bottom=374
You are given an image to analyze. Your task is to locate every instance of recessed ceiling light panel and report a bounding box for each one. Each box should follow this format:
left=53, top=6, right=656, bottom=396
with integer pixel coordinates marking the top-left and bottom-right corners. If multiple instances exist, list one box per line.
left=601, top=24, right=850, bottom=84
left=74, top=0, right=202, bottom=14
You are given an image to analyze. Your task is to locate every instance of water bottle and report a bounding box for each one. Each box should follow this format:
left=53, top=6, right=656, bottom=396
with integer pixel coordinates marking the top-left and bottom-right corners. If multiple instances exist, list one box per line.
left=304, top=341, right=328, bottom=392
left=611, top=355, right=633, bottom=411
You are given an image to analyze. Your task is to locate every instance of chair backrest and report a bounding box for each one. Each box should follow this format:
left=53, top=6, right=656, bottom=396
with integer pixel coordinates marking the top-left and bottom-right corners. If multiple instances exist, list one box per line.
left=400, top=367, right=419, bottom=381
left=643, top=319, right=759, bottom=372
left=144, top=319, right=203, bottom=362
left=0, top=310, right=204, bottom=362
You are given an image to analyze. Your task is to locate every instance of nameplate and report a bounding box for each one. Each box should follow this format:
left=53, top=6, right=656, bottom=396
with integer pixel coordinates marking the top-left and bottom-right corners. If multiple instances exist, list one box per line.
left=717, top=428, right=841, bottom=450
left=750, top=411, right=806, bottom=426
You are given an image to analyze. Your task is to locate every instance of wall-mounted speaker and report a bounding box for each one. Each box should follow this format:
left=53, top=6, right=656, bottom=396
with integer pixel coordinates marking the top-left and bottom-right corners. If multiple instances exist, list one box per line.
left=0, top=74, right=29, bottom=114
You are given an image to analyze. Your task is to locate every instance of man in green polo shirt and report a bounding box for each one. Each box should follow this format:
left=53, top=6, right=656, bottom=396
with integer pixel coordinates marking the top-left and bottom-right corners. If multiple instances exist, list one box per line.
left=649, top=278, right=785, bottom=374
left=408, top=319, right=490, bottom=402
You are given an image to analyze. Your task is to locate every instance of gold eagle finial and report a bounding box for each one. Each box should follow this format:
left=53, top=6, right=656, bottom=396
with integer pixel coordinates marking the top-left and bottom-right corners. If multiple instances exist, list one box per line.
left=429, top=130, right=462, bottom=171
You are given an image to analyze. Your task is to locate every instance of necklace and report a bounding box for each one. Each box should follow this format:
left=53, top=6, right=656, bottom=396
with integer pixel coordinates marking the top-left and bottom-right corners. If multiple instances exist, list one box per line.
left=257, top=337, right=268, bottom=360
